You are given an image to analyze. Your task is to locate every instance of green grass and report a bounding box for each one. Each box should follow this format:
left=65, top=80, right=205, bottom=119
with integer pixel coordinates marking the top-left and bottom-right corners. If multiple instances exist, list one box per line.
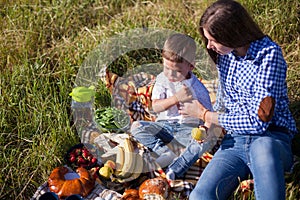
left=0, top=0, right=299, bottom=199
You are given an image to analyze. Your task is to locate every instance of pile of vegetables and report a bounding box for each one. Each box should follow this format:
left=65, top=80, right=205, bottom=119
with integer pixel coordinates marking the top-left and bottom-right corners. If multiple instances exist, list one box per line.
left=94, top=107, right=130, bottom=133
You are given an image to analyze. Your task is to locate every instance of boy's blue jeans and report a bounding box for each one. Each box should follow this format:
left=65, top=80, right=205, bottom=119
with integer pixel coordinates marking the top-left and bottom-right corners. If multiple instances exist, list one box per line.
left=130, top=120, right=197, bottom=157
left=189, top=130, right=294, bottom=200
left=168, top=137, right=217, bottom=178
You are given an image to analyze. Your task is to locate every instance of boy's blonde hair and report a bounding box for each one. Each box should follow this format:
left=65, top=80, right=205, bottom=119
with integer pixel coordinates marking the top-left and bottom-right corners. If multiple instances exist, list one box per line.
left=162, top=33, right=196, bottom=65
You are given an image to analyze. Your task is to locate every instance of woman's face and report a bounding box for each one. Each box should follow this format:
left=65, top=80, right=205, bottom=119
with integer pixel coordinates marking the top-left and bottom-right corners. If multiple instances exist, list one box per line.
left=203, top=28, right=233, bottom=55
left=163, top=58, right=193, bottom=82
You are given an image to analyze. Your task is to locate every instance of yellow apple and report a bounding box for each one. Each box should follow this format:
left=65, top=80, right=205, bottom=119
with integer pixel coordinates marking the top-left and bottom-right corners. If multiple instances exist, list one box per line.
left=99, top=166, right=113, bottom=179
left=191, top=127, right=207, bottom=141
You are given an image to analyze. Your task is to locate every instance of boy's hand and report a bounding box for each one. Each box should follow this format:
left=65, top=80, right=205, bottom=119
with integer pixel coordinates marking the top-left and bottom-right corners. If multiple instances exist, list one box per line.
left=179, top=99, right=202, bottom=118
left=174, top=85, right=193, bottom=103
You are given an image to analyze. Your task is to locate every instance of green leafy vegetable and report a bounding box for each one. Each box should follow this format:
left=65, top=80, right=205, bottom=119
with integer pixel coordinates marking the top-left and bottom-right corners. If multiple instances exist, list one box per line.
left=94, top=107, right=130, bottom=133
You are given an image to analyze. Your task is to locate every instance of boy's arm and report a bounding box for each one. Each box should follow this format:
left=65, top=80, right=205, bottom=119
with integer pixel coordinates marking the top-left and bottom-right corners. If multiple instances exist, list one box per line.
left=152, top=97, right=178, bottom=113
left=152, top=85, right=193, bottom=113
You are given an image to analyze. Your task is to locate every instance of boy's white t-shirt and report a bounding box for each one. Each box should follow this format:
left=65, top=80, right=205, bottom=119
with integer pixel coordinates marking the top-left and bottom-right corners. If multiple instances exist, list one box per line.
left=152, top=72, right=213, bottom=124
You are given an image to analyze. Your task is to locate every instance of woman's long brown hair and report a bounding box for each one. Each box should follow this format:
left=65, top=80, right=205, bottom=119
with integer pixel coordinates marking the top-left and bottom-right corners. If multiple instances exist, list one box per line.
left=199, top=0, right=265, bottom=63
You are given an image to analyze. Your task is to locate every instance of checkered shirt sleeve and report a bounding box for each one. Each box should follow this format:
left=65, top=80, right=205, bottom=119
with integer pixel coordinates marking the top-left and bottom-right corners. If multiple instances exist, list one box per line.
left=217, top=36, right=297, bottom=134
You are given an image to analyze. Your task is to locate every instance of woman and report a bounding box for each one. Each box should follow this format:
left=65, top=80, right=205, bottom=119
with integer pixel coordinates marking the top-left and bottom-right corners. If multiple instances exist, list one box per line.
left=179, top=0, right=298, bottom=199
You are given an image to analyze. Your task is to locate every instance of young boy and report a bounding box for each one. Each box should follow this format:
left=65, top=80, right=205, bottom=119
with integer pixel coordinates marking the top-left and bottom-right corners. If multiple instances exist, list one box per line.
left=130, top=33, right=215, bottom=173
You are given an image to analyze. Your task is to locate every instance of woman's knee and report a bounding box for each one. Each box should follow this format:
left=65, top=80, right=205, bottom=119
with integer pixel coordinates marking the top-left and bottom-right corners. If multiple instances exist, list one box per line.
left=250, top=137, right=277, bottom=161
left=250, top=136, right=293, bottom=171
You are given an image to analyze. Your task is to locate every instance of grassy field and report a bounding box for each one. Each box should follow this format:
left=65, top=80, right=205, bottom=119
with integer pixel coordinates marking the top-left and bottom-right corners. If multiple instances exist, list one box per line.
left=0, top=0, right=299, bottom=199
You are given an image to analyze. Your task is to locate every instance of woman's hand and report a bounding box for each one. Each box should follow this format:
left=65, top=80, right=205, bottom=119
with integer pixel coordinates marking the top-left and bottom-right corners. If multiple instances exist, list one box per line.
left=179, top=99, right=219, bottom=125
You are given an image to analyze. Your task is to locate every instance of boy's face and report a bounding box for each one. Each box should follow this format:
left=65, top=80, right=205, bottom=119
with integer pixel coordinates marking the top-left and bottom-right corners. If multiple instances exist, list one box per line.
left=163, top=58, right=194, bottom=82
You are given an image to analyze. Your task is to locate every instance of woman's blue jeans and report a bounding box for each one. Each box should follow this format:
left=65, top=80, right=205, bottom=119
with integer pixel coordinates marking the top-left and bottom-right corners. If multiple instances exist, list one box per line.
left=189, top=130, right=294, bottom=200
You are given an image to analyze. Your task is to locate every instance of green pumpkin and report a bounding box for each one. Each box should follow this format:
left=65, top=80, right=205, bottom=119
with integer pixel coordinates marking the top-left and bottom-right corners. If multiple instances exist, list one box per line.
left=69, top=86, right=95, bottom=102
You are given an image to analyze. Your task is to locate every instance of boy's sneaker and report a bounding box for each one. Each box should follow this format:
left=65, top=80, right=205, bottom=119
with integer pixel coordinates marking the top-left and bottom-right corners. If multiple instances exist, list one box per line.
left=166, top=168, right=175, bottom=181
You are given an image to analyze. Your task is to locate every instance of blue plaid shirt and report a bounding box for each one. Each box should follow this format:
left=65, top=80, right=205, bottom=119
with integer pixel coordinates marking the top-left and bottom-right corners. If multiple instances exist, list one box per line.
left=214, top=36, right=297, bottom=134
